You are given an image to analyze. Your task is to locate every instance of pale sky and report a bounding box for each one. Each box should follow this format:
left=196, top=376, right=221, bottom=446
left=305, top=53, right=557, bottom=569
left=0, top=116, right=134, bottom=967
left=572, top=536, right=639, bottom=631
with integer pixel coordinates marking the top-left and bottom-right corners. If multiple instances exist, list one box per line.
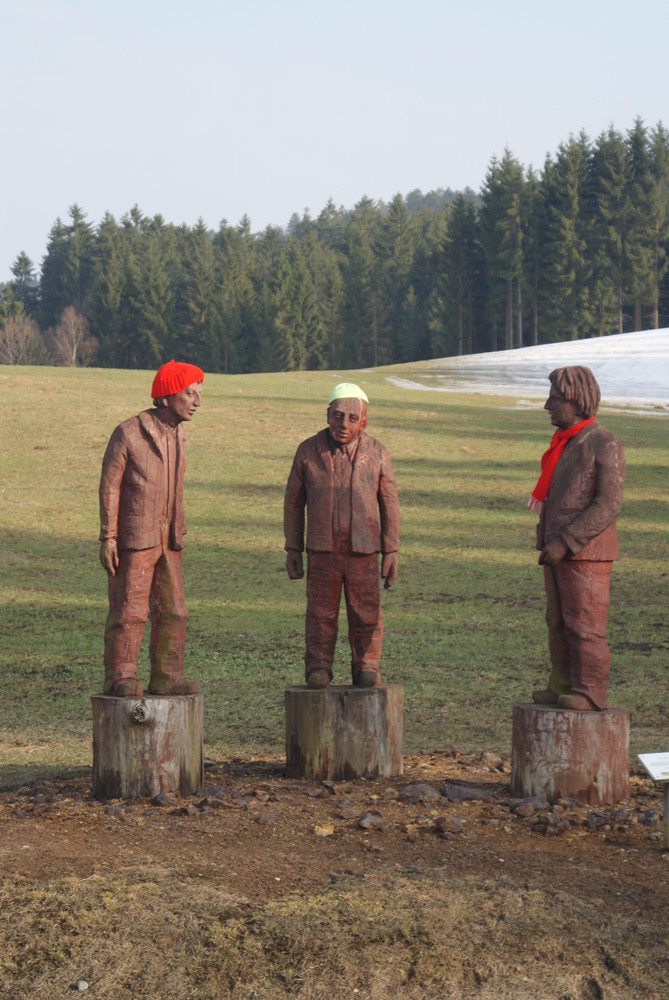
left=2, top=0, right=668, bottom=282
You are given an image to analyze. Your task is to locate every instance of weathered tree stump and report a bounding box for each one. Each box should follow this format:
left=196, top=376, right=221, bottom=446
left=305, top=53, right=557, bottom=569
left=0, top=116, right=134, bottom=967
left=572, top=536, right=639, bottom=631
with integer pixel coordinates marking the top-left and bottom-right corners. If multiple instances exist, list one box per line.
left=92, top=694, right=204, bottom=800
left=285, top=684, right=403, bottom=781
left=511, top=703, right=630, bottom=805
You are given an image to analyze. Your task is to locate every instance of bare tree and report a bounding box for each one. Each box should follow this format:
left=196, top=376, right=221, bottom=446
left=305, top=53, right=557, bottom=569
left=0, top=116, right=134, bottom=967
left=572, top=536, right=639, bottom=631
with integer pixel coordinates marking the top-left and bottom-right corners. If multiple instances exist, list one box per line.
left=46, top=306, right=98, bottom=366
left=0, top=313, right=45, bottom=364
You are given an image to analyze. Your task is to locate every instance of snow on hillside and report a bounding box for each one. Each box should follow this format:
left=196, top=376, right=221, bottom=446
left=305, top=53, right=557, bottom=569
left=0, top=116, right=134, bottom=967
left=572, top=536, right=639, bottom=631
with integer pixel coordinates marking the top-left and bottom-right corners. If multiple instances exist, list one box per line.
left=386, top=329, right=669, bottom=412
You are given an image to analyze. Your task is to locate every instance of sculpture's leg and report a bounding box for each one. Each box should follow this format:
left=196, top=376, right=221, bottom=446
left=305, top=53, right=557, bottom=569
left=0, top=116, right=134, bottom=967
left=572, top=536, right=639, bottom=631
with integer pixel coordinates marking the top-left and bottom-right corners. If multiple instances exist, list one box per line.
left=344, top=552, right=383, bottom=686
left=103, top=546, right=159, bottom=695
left=305, top=551, right=344, bottom=684
left=556, top=561, right=612, bottom=710
left=148, top=547, right=196, bottom=695
left=543, top=565, right=573, bottom=699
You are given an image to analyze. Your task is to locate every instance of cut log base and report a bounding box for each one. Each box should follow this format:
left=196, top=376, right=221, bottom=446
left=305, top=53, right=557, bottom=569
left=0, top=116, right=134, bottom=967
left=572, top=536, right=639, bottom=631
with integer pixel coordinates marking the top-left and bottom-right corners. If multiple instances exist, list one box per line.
left=285, top=684, right=403, bottom=781
left=92, top=694, right=204, bottom=800
left=511, top=703, right=630, bottom=805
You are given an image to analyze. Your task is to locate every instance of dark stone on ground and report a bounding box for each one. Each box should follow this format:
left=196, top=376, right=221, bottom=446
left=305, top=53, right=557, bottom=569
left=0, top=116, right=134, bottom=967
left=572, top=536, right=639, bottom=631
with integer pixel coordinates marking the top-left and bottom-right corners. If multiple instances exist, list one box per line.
left=358, top=811, right=383, bottom=830
left=441, top=784, right=496, bottom=803
left=398, top=783, right=441, bottom=804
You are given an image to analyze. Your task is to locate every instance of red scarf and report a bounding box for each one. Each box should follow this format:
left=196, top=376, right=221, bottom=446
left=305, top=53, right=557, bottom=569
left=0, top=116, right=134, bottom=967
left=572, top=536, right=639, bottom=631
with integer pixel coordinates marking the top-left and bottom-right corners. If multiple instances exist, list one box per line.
left=528, top=417, right=595, bottom=512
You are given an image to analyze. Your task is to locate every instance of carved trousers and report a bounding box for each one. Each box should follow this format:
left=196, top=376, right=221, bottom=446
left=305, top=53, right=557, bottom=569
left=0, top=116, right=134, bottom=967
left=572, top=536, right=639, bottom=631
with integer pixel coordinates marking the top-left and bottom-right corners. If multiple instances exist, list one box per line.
left=543, top=560, right=612, bottom=709
left=305, top=548, right=382, bottom=683
left=103, top=528, right=188, bottom=692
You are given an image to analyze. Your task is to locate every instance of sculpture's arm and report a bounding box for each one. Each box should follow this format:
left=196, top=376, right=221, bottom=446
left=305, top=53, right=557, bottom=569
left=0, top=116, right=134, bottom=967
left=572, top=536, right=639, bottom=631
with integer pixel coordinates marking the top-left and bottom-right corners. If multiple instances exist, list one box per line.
left=284, top=452, right=307, bottom=578
left=561, top=438, right=625, bottom=555
left=99, top=429, right=128, bottom=577
left=377, top=449, right=400, bottom=560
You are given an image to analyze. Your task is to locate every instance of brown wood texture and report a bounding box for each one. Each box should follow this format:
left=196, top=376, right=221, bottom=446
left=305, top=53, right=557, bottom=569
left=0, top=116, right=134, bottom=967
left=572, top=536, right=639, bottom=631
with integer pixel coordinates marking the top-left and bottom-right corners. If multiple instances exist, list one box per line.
left=92, top=694, right=204, bottom=800
left=511, top=703, right=630, bottom=805
left=285, top=684, right=403, bottom=781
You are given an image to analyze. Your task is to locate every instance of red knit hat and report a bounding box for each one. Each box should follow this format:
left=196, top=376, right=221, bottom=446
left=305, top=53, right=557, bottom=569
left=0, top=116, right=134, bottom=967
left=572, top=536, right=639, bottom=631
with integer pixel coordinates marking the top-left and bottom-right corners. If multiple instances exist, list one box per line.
left=151, top=360, right=204, bottom=400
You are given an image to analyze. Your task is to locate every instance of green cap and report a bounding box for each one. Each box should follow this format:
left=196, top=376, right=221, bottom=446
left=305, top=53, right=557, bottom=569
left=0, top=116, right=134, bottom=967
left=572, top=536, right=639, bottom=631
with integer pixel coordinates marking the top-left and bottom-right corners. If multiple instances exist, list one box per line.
left=328, top=382, right=369, bottom=404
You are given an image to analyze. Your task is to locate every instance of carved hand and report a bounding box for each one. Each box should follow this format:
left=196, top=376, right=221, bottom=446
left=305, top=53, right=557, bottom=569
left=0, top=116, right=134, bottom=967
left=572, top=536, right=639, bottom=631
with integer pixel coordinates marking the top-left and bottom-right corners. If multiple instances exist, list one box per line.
left=285, top=550, right=304, bottom=579
left=538, top=538, right=569, bottom=566
left=100, top=538, right=119, bottom=576
left=381, top=552, right=398, bottom=589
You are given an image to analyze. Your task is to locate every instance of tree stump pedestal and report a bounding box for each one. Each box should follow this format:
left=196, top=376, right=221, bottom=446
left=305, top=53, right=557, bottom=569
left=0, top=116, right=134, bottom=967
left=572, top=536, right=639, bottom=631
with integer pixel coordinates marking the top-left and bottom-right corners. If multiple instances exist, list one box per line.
left=91, top=694, right=204, bottom=800
left=511, top=703, right=630, bottom=805
left=285, top=684, right=403, bottom=781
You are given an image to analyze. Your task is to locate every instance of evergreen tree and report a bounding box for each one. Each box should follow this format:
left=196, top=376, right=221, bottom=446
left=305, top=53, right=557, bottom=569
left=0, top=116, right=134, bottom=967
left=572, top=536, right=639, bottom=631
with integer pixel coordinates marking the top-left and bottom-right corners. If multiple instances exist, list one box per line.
left=625, top=119, right=656, bottom=330
left=341, top=197, right=387, bottom=366
left=269, top=250, right=297, bottom=371
left=438, top=193, right=483, bottom=355
left=380, top=194, right=415, bottom=360
left=213, top=219, right=262, bottom=372
left=410, top=207, right=449, bottom=360
left=9, top=252, right=39, bottom=316
left=39, top=218, right=71, bottom=329
left=115, top=212, right=149, bottom=368
left=40, top=205, right=96, bottom=329
left=63, top=205, right=96, bottom=314
left=305, top=230, right=344, bottom=368
left=479, top=151, right=525, bottom=350
left=137, top=235, right=173, bottom=366
left=293, top=248, right=322, bottom=369
left=589, top=128, right=627, bottom=334
left=254, top=225, right=287, bottom=371
left=647, top=123, right=669, bottom=328
left=540, top=134, right=593, bottom=341
left=90, top=213, right=125, bottom=366
left=177, top=220, right=218, bottom=369
left=316, top=199, right=347, bottom=252
left=523, top=169, right=544, bottom=345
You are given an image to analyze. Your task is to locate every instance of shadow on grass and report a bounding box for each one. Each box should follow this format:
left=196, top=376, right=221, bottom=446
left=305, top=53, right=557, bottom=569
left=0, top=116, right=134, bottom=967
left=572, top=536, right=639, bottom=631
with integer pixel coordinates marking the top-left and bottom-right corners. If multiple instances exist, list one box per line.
left=0, top=763, right=91, bottom=793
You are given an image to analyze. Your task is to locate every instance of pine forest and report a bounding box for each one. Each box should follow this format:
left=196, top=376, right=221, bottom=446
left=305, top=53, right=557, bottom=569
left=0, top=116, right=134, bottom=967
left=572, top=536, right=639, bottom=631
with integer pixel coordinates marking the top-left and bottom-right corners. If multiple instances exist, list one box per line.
left=2, top=120, right=668, bottom=372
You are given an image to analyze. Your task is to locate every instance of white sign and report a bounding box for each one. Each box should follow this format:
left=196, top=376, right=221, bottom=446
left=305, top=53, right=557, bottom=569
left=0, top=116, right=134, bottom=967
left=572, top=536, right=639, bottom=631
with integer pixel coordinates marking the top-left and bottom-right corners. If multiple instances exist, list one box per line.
left=638, top=752, right=669, bottom=782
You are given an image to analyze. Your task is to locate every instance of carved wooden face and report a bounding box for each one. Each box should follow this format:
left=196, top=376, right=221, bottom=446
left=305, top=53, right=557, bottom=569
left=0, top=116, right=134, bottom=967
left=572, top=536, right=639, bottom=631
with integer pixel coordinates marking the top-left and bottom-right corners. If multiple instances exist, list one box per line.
left=326, top=397, right=368, bottom=446
left=161, top=381, right=203, bottom=423
left=544, top=384, right=580, bottom=429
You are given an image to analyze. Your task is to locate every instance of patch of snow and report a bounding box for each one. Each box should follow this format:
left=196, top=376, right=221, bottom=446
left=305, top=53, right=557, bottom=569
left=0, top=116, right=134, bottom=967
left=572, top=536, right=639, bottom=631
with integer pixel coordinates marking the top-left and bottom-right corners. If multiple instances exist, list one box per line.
left=386, top=329, right=669, bottom=413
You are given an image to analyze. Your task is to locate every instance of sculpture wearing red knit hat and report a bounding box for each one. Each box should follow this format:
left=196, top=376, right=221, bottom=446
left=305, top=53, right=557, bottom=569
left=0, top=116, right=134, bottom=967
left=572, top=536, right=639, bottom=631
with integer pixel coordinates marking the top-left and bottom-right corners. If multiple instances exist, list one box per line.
left=99, top=360, right=204, bottom=697
left=284, top=383, right=400, bottom=689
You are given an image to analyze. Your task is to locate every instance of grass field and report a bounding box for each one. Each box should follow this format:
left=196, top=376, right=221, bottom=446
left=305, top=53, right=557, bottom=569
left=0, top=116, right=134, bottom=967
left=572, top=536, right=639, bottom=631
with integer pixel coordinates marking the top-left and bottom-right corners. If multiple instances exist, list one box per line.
left=1, top=362, right=667, bottom=786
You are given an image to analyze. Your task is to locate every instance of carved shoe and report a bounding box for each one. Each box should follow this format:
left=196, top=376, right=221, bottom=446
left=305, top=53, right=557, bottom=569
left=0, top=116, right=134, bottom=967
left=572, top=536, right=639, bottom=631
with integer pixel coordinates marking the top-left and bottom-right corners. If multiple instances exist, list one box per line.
left=356, top=670, right=381, bottom=689
left=148, top=678, right=200, bottom=695
left=306, top=669, right=330, bottom=689
left=532, top=688, right=558, bottom=705
left=109, top=679, right=144, bottom=699
left=557, top=694, right=597, bottom=711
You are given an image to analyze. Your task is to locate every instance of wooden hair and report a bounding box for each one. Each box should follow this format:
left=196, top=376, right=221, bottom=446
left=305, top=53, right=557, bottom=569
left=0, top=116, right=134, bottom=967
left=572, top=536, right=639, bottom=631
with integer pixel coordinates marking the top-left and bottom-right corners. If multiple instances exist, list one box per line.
left=549, top=366, right=601, bottom=418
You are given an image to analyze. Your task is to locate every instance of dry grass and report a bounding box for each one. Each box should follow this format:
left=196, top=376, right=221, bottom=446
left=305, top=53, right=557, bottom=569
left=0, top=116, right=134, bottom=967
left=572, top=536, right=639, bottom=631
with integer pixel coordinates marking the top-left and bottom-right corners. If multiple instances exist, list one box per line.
left=1, top=865, right=666, bottom=999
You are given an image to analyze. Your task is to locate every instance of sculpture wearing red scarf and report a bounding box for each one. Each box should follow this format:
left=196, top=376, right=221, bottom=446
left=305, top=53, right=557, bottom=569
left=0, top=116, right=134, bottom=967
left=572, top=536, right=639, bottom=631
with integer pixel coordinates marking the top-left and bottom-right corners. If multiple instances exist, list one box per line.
left=528, top=417, right=595, bottom=512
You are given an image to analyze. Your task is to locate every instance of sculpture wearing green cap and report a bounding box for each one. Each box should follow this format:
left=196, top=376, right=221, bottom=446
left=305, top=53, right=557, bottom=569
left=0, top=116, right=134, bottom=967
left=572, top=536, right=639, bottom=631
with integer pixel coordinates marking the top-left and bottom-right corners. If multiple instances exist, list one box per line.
left=284, top=391, right=400, bottom=689
left=328, top=382, right=369, bottom=405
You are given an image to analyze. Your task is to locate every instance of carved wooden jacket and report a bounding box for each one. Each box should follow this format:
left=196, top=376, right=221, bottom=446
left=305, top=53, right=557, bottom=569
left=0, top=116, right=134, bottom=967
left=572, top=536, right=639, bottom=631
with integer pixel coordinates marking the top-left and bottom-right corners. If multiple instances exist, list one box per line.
left=284, top=429, right=400, bottom=555
left=537, top=420, right=625, bottom=561
left=99, top=410, right=187, bottom=551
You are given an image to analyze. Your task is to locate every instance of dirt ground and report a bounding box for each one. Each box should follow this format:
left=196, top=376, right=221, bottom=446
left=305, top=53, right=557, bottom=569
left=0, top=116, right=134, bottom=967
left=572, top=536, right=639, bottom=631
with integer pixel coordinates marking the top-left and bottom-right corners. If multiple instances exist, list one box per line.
left=1, top=750, right=668, bottom=998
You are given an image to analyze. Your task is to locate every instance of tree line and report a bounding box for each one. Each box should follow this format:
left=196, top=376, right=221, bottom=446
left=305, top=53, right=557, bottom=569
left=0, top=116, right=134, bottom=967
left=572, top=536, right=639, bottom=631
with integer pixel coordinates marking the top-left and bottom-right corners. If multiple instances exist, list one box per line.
left=2, top=118, right=668, bottom=372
